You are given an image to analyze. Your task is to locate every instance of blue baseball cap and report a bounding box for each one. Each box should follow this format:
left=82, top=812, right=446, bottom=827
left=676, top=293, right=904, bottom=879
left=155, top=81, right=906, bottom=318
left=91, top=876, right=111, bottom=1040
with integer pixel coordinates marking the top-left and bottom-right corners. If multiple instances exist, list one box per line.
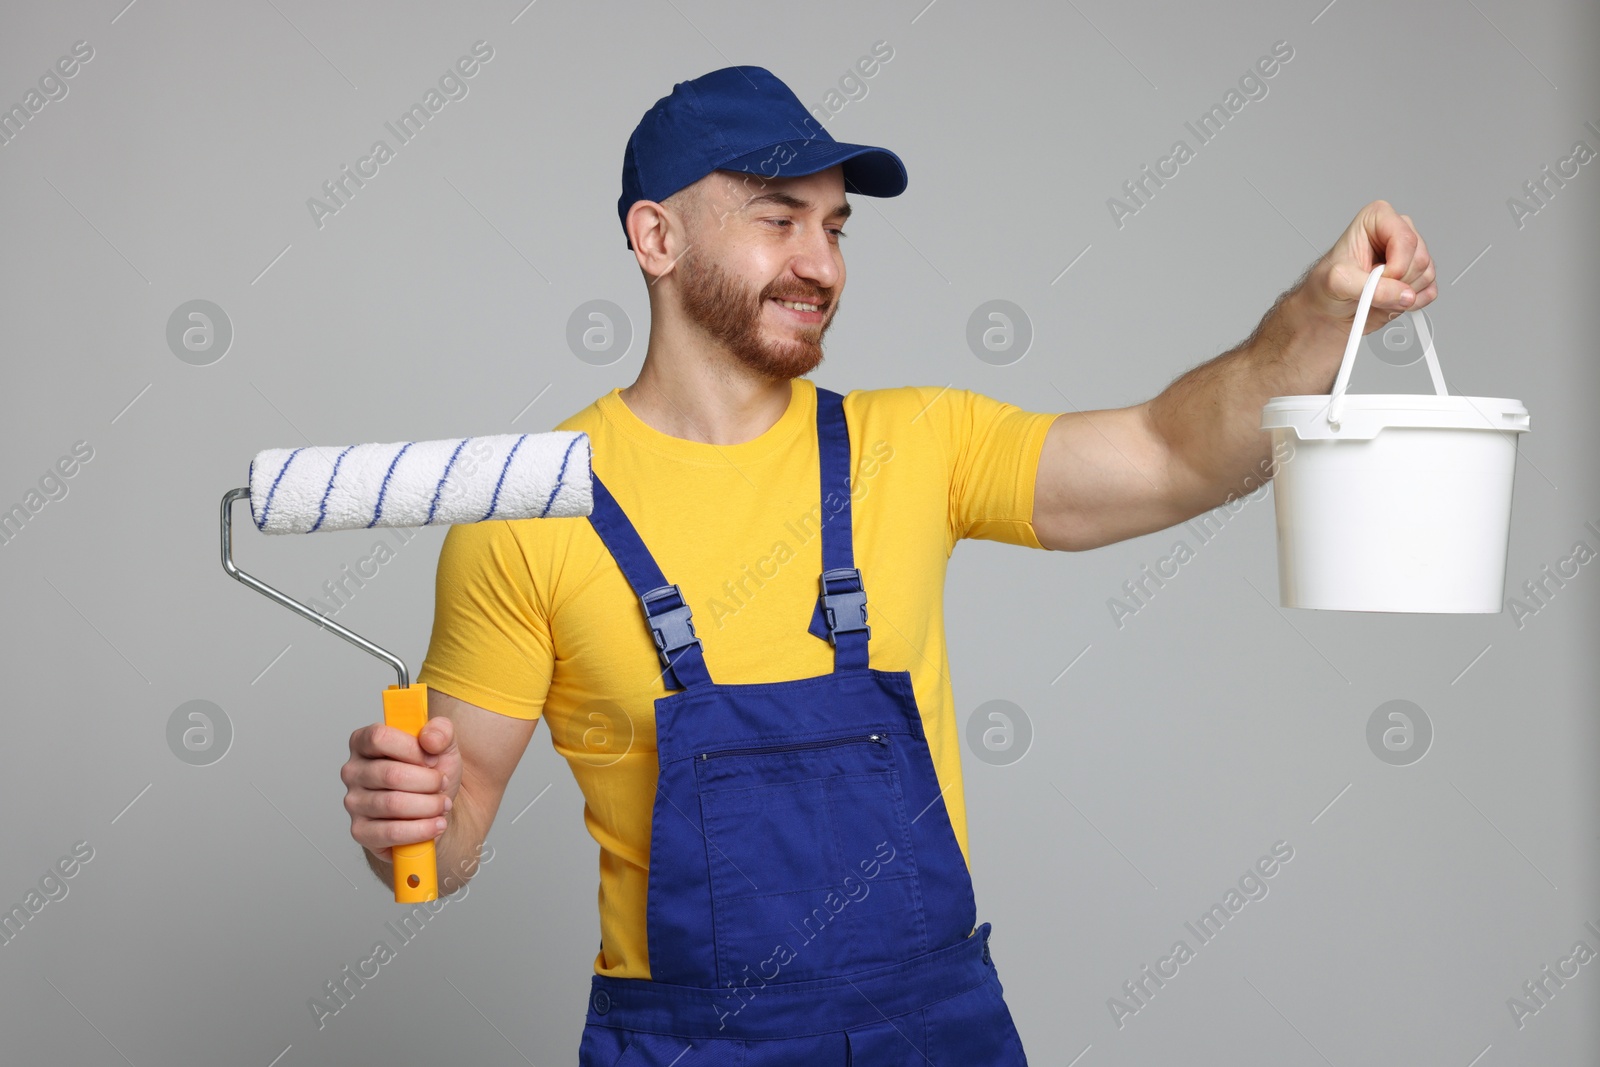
left=618, top=65, right=908, bottom=249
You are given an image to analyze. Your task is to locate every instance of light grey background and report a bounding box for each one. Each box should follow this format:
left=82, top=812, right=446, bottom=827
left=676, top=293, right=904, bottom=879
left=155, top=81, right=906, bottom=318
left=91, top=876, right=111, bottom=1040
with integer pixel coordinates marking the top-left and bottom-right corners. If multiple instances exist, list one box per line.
left=2, top=0, right=1596, bottom=1064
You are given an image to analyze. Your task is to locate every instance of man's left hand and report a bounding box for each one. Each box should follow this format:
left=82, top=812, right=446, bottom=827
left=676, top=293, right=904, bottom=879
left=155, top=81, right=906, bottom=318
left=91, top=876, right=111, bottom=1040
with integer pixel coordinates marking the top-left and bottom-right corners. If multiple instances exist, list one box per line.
left=1298, top=200, right=1438, bottom=335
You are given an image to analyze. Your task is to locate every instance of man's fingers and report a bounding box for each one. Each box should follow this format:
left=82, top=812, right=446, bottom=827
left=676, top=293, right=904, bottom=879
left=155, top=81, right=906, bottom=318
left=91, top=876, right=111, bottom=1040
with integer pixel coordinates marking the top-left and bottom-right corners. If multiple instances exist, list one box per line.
left=345, top=785, right=450, bottom=821
left=1314, top=201, right=1437, bottom=330
left=1325, top=259, right=1377, bottom=304
left=343, top=756, right=445, bottom=795
left=1333, top=246, right=1419, bottom=312
left=349, top=722, right=431, bottom=765
left=1410, top=257, right=1435, bottom=290
left=344, top=717, right=460, bottom=864
left=1371, top=277, right=1418, bottom=312
left=418, top=717, right=456, bottom=761
left=1403, top=223, right=1433, bottom=289
left=1365, top=200, right=1419, bottom=280
left=352, top=813, right=449, bottom=852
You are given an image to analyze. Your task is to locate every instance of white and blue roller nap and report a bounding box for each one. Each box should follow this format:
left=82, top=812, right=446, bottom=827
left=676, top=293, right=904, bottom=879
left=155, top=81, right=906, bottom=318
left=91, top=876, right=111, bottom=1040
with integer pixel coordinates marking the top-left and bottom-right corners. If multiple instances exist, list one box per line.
left=248, top=432, right=592, bottom=534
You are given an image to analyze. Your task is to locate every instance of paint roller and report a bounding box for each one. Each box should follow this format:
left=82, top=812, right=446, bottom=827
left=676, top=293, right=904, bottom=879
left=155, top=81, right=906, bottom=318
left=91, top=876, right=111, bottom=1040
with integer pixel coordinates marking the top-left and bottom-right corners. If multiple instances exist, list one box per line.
left=220, top=431, right=592, bottom=902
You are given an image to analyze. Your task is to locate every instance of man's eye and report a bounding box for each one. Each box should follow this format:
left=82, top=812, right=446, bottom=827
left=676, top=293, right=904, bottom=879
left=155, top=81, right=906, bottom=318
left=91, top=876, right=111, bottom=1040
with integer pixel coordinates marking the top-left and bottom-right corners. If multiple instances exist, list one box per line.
left=762, top=218, right=845, bottom=239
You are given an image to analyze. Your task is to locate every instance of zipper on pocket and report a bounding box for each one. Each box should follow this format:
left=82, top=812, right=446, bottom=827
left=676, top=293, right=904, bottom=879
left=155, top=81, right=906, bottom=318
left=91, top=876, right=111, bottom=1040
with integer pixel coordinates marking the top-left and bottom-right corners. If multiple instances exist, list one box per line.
left=698, top=733, right=888, bottom=761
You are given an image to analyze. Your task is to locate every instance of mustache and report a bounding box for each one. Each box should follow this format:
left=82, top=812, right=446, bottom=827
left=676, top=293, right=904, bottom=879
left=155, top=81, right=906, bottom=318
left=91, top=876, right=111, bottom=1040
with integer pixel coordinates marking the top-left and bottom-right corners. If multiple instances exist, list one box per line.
left=761, top=284, right=832, bottom=308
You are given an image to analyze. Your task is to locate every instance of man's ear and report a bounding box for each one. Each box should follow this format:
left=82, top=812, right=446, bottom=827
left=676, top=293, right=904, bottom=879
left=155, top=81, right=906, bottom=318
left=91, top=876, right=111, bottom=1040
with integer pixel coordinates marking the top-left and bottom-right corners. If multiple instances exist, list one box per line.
left=628, top=200, right=682, bottom=279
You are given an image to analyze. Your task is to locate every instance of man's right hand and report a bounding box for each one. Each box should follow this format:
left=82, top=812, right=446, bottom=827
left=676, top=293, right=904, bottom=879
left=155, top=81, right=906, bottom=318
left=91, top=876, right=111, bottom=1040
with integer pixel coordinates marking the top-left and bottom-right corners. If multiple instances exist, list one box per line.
left=342, top=715, right=461, bottom=863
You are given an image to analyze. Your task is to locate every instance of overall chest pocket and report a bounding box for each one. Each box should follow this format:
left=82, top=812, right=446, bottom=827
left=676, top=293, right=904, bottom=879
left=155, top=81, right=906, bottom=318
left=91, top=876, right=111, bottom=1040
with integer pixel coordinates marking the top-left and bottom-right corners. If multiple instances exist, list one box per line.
left=693, top=732, right=926, bottom=985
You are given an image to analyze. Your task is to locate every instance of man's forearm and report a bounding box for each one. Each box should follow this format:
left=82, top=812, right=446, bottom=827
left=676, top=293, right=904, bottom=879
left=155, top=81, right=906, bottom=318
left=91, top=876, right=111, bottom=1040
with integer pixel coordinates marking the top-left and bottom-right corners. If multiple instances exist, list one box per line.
left=1146, top=265, right=1356, bottom=509
left=362, top=792, right=489, bottom=897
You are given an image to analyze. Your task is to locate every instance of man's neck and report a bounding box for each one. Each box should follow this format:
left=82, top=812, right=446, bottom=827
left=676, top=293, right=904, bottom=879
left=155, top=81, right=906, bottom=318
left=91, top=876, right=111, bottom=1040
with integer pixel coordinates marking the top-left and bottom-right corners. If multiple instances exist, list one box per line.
left=619, top=351, right=796, bottom=447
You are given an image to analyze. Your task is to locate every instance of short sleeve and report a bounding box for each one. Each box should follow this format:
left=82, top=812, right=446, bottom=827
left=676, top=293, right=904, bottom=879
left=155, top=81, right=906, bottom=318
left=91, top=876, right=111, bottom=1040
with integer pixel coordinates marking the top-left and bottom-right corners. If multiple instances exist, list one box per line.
left=415, top=520, right=553, bottom=721
left=941, top=389, right=1060, bottom=550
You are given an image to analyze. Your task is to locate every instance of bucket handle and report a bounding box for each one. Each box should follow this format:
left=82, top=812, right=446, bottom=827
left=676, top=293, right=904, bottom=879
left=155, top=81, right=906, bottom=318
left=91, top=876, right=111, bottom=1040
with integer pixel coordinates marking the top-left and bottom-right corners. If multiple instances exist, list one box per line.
left=1327, top=263, right=1448, bottom=429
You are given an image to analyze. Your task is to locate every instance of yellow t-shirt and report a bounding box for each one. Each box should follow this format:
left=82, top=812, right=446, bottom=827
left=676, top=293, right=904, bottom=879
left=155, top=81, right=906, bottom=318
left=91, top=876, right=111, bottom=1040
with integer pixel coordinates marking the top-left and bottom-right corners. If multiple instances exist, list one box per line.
left=416, top=377, right=1059, bottom=978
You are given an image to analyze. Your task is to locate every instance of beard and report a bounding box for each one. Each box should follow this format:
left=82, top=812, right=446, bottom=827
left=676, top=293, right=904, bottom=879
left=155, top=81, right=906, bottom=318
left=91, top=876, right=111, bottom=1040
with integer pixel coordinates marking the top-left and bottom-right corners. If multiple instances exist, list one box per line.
left=674, top=252, right=838, bottom=381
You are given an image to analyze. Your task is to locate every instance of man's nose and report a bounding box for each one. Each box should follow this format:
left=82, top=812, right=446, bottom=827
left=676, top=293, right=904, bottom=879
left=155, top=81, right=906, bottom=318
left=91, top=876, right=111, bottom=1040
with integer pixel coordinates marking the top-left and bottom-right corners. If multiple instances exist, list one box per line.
left=788, top=228, right=841, bottom=290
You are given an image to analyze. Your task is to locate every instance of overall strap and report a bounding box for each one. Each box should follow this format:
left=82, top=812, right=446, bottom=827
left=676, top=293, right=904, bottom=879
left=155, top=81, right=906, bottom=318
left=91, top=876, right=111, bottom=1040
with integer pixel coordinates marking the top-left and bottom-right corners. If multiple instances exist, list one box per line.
left=586, top=473, right=712, bottom=691
left=808, top=386, right=870, bottom=671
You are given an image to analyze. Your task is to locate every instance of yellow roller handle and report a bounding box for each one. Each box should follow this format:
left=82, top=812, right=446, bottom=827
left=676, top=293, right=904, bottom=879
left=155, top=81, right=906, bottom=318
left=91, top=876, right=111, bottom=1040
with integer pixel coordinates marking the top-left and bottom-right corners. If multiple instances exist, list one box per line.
left=382, top=683, right=439, bottom=903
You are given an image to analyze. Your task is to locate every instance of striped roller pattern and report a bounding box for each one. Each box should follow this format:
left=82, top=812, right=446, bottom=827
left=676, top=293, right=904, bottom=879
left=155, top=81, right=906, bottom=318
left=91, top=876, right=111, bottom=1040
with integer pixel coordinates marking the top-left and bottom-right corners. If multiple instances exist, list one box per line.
left=247, top=431, right=592, bottom=534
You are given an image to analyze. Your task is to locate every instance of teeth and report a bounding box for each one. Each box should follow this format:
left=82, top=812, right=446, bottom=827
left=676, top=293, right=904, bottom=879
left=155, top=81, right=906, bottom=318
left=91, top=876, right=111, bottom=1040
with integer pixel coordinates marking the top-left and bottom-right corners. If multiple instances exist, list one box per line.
left=777, top=299, right=819, bottom=312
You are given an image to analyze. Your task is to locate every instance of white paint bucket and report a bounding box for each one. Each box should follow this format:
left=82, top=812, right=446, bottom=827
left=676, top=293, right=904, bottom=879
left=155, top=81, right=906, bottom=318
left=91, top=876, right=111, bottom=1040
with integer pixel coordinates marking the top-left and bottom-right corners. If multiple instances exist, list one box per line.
left=1260, top=264, right=1530, bottom=612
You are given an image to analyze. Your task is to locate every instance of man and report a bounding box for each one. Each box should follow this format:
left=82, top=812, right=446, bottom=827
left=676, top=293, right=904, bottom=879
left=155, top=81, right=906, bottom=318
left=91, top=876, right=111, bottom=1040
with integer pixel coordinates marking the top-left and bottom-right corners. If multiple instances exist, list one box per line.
left=340, top=66, right=1435, bottom=1062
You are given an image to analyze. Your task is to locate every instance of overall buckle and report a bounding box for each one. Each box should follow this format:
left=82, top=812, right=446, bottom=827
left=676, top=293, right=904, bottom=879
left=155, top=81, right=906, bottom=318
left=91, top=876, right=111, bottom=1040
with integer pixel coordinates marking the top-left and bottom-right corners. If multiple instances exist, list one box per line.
left=819, top=566, right=870, bottom=645
left=639, top=584, right=700, bottom=670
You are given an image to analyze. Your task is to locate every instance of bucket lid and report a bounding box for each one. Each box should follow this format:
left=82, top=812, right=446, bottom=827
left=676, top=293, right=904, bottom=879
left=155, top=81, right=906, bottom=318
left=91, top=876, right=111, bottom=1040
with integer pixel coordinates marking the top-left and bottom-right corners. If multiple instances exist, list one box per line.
left=1261, top=393, right=1530, bottom=440
left=1258, top=263, right=1530, bottom=441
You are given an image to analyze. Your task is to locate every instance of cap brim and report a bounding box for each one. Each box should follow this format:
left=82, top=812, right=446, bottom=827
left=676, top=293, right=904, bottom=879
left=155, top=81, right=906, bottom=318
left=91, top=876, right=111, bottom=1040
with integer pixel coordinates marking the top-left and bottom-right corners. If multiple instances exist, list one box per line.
left=718, top=137, right=907, bottom=197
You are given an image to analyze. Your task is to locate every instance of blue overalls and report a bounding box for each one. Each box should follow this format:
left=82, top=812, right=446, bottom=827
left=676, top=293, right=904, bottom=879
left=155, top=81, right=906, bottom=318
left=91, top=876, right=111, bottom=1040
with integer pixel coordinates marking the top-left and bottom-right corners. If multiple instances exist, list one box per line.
left=578, top=386, right=1029, bottom=1065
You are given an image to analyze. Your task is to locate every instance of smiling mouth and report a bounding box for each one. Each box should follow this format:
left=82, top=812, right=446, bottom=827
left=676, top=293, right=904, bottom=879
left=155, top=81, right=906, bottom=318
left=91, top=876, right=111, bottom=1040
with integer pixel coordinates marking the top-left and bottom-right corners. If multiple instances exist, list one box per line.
left=770, top=297, right=825, bottom=313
